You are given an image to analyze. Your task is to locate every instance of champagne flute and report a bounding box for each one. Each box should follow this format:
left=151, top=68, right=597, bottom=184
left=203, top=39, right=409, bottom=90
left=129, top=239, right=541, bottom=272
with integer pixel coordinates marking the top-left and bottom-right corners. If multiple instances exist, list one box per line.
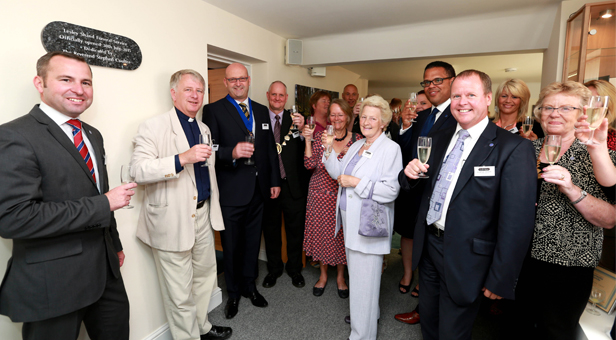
left=579, top=96, right=609, bottom=145
left=417, top=137, right=432, bottom=178
left=199, top=134, right=211, bottom=167
left=306, top=116, right=315, bottom=142
left=291, top=105, right=299, bottom=131
left=586, top=288, right=603, bottom=316
left=244, top=134, right=255, bottom=165
left=544, top=135, right=562, bottom=165
left=120, top=165, right=135, bottom=209
left=409, top=92, right=418, bottom=122
left=326, top=125, right=335, bottom=153
left=522, top=116, right=534, bottom=135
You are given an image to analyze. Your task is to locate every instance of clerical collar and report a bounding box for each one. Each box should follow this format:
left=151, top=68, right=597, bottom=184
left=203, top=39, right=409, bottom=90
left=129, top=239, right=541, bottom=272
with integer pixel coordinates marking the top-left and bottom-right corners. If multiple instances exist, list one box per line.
left=175, top=107, right=196, bottom=122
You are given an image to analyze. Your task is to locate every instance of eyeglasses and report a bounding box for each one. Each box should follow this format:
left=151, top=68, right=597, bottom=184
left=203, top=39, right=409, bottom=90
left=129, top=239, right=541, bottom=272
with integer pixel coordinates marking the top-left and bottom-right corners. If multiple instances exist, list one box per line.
left=420, top=77, right=453, bottom=87
left=537, top=106, right=580, bottom=114
left=226, top=77, right=249, bottom=84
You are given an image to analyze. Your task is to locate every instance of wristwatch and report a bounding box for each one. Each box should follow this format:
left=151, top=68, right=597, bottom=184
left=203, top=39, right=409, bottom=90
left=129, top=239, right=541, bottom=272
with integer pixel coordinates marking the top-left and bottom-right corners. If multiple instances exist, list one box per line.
left=571, top=190, right=587, bottom=205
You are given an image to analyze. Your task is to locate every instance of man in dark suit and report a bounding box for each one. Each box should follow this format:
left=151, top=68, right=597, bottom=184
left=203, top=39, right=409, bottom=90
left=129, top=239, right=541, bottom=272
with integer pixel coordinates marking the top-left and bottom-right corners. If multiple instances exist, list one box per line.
left=203, top=63, right=281, bottom=319
left=261, top=81, right=308, bottom=289
left=0, top=51, right=136, bottom=340
left=395, top=62, right=458, bottom=325
left=400, top=70, right=536, bottom=340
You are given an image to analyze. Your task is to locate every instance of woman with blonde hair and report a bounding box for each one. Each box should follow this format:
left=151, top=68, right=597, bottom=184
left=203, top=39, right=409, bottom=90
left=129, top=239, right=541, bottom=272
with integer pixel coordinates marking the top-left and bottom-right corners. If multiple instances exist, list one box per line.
left=493, top=78, right=543, bottom=141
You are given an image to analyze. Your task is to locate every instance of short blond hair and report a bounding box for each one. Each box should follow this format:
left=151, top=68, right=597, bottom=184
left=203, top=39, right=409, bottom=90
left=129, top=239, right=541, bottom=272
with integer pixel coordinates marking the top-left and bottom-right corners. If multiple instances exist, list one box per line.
left=170, top=69, right=205, bottom=91
left=533, top=81, right=591, bottom=121
left=494, top=79, right=531, bottom=122
left=360, top=95, right=392, bottom=128
left=585, top=80, right=616, bottom=130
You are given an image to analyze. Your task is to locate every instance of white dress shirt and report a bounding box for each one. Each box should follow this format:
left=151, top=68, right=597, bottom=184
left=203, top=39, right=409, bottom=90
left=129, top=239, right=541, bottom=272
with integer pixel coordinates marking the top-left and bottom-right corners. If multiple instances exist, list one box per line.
left=433, top=116, right=489, bottom=230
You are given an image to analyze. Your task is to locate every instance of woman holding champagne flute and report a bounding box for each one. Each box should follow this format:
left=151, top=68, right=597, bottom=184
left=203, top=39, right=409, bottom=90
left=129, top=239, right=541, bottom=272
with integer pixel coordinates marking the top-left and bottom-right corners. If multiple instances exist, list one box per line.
left=584, top=80, right=616, bottom=150
left=514, top=81, right=616, bottom=340
left=302, top=99, right=361, bottom=298
left=493, top=78, right=543, bottom=141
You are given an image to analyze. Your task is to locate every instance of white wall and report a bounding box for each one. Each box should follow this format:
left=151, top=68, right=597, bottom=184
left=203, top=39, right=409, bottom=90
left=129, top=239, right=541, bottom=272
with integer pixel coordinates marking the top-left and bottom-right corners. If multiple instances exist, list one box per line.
left=0, top=0, right=364, bottom=339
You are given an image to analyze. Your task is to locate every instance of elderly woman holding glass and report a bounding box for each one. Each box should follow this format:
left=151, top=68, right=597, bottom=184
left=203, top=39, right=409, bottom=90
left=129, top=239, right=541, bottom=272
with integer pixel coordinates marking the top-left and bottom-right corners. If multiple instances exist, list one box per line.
left=493, top=78, right=543, bottom=140
left=302, top=99, right=361, bottom=299
left=323, top=95, right=402, bottom=340
left=514, top=81, right=616, bottom=340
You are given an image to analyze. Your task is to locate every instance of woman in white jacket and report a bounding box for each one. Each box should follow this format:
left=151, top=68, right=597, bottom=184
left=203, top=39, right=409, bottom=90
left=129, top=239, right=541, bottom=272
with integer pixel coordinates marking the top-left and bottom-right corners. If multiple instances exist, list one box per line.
left=324, top=95, right=403, bottom=340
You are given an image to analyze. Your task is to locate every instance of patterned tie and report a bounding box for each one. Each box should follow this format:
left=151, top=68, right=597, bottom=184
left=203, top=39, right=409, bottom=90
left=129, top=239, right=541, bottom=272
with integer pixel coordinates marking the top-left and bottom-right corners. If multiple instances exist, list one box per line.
left=239, top=103, right=249, bottom=119
left=420, top=107, right=439, bottom=137
left=66, top=119, right=96, bottom=183
left=426, top=129, right=470, bottom=225
left=274, top=115, right=286, bottom=178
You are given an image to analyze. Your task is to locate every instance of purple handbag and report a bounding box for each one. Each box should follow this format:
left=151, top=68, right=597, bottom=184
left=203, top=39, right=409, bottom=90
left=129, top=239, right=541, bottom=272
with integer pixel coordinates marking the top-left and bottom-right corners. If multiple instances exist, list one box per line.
left=358, top=180, right=389, bottom=237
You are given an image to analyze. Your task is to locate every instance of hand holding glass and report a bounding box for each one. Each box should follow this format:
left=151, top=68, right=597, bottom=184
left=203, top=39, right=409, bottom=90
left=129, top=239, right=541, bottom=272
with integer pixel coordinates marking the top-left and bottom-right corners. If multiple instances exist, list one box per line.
left=409, top=92, right=418, bottom=122
left=544, top=135, right=562, bottom=165
left=306, top=116, right=315, bottom=142
left=417, top=137, right=432, bottom=178
left=579, top=96, right=609, bottom=145
left=326, top=125, right=335, bottom=153
left=291, top=105, right=299, bottom=130
left=120, top=165, right=135, bottom=209
left=522, top=116, right=534, bottom=135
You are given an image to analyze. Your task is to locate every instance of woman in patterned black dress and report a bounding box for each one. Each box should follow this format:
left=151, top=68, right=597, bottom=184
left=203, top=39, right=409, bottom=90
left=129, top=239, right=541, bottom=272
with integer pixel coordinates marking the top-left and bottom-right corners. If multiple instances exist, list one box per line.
left=302, top=98, right=362, bottom=298
left=514, top=82, right=616, bottom=340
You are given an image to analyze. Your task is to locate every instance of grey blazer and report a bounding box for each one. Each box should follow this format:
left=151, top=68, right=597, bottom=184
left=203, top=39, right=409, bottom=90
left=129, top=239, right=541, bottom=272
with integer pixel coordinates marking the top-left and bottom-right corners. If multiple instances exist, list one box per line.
left=324, top=132, right=403, bottom=255
left=0, top=105, right=121, bottom=322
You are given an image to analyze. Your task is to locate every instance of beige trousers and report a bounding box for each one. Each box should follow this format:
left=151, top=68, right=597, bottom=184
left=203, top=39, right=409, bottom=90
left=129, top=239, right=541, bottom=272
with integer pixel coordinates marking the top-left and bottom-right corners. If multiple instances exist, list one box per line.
left=152, top=203, right=218, bottom=340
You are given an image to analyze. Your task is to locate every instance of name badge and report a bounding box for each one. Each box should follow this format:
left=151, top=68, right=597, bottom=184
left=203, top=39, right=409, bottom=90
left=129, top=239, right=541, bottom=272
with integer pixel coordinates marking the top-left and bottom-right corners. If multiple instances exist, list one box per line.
left=262, top=123, right=269, bottom=130
left=508, top=126, right=519, bottom=134
left=292, top=131, right=300, bottom=138
left=212, top=144, right=219, bottom=152
left=362, top=150, right=373, bottom=159
left=474, top=166, right=495, bottom=177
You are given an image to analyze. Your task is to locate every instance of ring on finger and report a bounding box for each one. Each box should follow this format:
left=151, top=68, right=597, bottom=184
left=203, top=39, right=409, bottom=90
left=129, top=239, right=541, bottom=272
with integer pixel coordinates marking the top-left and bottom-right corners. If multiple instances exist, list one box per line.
left=560, top=173, right=565, bottom=180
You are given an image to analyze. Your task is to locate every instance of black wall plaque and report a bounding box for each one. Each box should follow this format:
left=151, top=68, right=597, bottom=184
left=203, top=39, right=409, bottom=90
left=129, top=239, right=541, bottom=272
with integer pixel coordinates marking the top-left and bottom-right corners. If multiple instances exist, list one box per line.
left=41, top=21, right=142, bottom=70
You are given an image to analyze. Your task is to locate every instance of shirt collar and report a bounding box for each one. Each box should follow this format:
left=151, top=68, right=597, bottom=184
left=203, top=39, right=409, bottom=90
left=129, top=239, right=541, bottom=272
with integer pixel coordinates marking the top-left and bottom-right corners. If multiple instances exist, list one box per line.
left=432, top=98, right=451, bottom=114
left=453, top=116, right=489, bottom=140
left=269, top=108, right=283, bottom=121
left=175, top=107, right=196, bottom=122
left=39, top=102, right=79, bottom=126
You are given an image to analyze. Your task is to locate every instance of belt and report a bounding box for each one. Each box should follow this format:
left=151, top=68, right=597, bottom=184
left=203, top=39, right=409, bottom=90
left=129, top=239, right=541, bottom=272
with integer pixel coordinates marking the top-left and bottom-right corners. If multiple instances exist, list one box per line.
left=428, top=224, right=444, bottom=237
left=197, top=200, right=206, bottom=209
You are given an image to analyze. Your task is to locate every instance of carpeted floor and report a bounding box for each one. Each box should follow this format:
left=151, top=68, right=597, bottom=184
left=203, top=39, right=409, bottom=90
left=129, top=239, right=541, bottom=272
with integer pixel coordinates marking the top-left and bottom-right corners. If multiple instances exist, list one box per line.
left=207, top=248, right=511, bottom=339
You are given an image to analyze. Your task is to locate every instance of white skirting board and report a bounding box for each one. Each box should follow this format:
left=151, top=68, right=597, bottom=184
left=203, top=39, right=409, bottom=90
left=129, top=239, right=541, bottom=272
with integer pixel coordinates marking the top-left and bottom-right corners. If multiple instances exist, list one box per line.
left=143, top=287, right=222, bottom=340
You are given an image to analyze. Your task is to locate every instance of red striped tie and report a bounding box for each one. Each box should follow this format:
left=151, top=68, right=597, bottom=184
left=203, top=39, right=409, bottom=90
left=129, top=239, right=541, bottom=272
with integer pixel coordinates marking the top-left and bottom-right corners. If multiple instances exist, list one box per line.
left=66, top=119, right=96, bottom=183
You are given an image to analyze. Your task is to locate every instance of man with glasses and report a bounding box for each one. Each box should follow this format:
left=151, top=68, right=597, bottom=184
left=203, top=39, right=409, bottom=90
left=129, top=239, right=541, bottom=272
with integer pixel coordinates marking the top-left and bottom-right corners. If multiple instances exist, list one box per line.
left=203, top=63, right=281, bottom=320
left=395, top=61, right=458, bottom=326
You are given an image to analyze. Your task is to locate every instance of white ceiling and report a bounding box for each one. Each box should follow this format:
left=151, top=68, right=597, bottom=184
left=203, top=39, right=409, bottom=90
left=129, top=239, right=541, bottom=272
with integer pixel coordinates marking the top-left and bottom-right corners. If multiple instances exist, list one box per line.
left=202, top=0, right=561, bottom=90
left=201, top=0, right=563, bottom=39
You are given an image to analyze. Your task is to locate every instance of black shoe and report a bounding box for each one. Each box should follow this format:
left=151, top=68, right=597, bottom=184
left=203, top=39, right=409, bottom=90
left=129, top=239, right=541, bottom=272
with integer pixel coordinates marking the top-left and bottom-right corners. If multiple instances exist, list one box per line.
left=201, top=325, right=232, bottom=340
left=224, top=298, right=239, bottom=319
left=290, top=273, right=305, bottom=288
left=262, top=272, right=282, bottom=288
left=337, top=287, right=349, bottom=299
left=242, top=290, right=268, bottom=307
left=313, top=281, right=327, bottom=297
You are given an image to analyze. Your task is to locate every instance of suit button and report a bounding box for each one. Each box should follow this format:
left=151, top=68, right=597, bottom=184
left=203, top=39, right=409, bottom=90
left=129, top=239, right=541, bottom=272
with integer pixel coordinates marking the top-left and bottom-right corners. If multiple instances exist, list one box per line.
left=349, top=195, right=353, bottom=198
left=193, top=196, right=197, bottom=200
left=192, top=214, right=195, bottom=218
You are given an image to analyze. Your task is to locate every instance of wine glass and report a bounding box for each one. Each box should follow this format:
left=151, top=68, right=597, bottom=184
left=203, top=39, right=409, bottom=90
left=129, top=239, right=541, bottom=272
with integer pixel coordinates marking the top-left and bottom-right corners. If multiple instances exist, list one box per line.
left=409, top=92, right=418, bottom=122
left=522, top=116, right=534, bottom=136
left=120, top=165, right=135, bottom=209
left=306, top=116, right=315, bottom=142
left=326, top=125, right=335, bottom=153
left=245, top=134, right=255, bottom=165
left=579, top=96, right=609, bottom=145
left=417, top=137, right=432, bottom=178
left=291, top=105, right=299, bottom=130
left=199, top=134, right=211, bottom=167
left=586, top=288, right=603, bottom=316
left=544, top=135, right=562, bottom=165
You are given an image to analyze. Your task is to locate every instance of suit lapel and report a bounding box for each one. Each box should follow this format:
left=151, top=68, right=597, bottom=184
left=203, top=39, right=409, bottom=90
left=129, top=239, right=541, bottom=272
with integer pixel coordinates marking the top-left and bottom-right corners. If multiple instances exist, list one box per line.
left=30, top=107, right=98, bottom=188
left=224, top=99, right=251, bottom=135
left=82, top=122, right=105, bottom=190
left=281, top=110, right=292, bottom=137
left=169, top=110, right=197, bottom=187
left=429, top=105, right=452, bottom=135
left=449, top=122, right=498, bottom=203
